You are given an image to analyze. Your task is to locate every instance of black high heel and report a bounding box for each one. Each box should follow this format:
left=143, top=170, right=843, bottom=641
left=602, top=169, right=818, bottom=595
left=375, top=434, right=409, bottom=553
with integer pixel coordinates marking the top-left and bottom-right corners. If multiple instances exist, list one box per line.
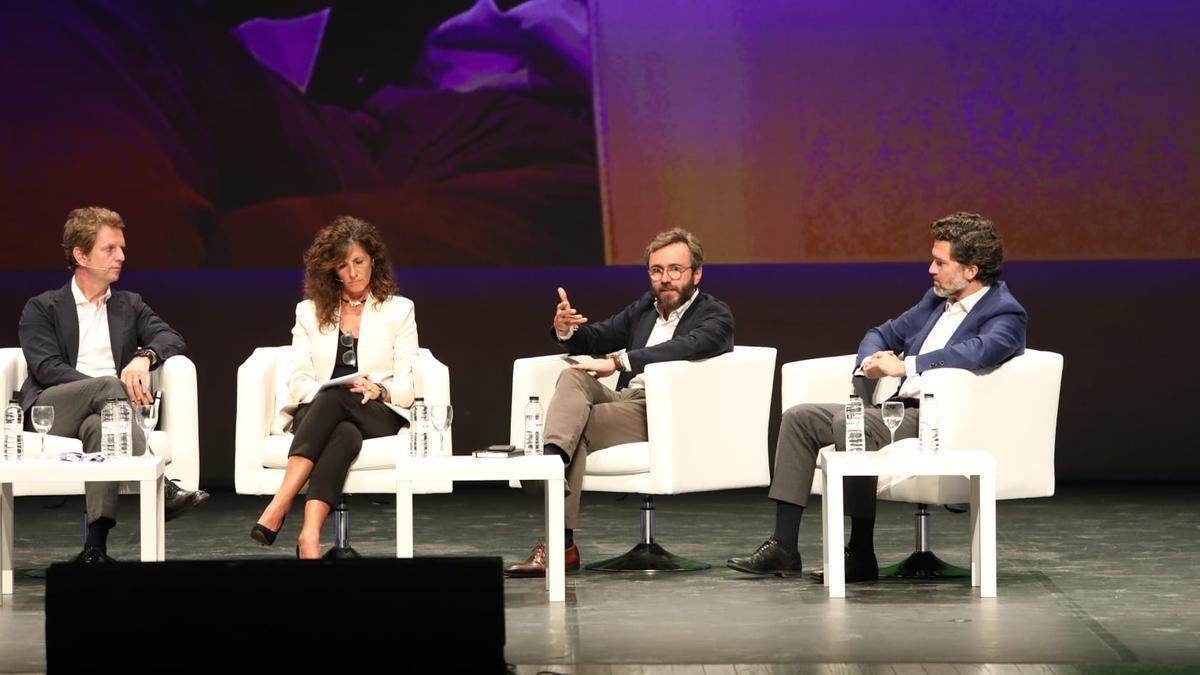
left=250, top=519, right=283, bottom=546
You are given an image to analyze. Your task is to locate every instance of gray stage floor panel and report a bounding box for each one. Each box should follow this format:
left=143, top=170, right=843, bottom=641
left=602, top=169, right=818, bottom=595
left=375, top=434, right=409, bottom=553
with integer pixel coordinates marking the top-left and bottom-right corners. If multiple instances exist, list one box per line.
left=1, top=484, right=1197, bottom=673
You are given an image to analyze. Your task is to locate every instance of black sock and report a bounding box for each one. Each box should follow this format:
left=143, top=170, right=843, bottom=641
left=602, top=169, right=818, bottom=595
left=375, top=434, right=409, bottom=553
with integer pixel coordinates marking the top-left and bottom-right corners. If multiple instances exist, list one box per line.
left=848, top=516, right=875, bottom=555
left=86, top=517, right=115, bottom=550
left=544, top=443, right=569, bottom=464
left=771, top=500, right=804, bottom=551
left=564, top=529, right=574, bottom=548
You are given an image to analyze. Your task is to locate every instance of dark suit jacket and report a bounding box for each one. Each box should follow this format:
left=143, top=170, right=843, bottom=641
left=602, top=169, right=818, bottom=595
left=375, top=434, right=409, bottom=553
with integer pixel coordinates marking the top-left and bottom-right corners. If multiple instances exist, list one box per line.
left=856, top=281, right=1027, bottom=381
left=557, top=290, right=734, bottom=390
left=17, top=282, right=186, bottom=412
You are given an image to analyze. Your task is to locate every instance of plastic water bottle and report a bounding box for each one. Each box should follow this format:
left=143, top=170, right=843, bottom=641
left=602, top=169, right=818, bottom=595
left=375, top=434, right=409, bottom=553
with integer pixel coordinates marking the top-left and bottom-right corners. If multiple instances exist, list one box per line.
left=4, top=392, right=24, bottom=460
left=101, top=398, right=117, bottom=458
left=115, top=399, right=133, bottom=457
left=409, top=397, right=429, bottom=458
left=919, top=393, right=939, bottom=453
left=523, top=396, right=544, bottom=456
left=844, top=390, right=865, bottom=453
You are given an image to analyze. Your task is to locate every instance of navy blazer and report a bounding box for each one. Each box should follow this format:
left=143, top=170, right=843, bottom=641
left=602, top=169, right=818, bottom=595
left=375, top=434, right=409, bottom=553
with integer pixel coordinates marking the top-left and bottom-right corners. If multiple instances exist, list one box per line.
left=558, top=290, right=735, bottom=390
left=17, top=282, right=186, bottom=412
left=856, top=281, right=1027, bottom=380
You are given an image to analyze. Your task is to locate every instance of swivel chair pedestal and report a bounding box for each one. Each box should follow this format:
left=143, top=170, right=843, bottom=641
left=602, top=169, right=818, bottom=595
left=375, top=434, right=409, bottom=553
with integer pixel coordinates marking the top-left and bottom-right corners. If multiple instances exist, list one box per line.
left=585, top=496, right=710, bottom=573
left=880, top=503, right=969, bottom=578
left=323, top=495, right=361, bottom=560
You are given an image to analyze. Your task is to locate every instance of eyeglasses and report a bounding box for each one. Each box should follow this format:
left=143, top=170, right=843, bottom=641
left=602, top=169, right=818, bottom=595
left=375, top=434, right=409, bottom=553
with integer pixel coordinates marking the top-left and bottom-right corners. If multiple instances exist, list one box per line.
left=340, top=331, right=357, bottom=367
left=648, top=265, right=692, bottom=281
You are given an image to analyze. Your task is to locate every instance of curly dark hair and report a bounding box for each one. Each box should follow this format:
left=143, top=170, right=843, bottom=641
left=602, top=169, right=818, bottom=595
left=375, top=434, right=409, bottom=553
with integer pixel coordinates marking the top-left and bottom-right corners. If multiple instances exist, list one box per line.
left=303, top=216, right=398, bottom=331
left=930, top=212, right=1005, bottom=285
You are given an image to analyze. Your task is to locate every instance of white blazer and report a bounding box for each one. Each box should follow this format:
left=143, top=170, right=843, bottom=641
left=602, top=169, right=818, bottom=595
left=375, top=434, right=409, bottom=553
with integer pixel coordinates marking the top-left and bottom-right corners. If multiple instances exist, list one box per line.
left=276, top=294, right=419, bottom=432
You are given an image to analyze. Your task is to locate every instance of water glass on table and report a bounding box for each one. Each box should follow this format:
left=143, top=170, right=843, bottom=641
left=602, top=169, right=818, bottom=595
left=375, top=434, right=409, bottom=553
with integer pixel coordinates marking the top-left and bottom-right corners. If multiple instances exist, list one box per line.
left=881, top=400, right=905, bottom=449
left=31, top=405, right=55, bottom=458
left=430, top=404, right=453, bottom=457
left=136, top=403, right=159, bottom=455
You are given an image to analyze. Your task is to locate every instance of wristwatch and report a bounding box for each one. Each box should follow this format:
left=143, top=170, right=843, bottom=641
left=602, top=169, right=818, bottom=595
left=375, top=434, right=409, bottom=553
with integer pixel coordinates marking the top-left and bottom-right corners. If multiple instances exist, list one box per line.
left=377, top=383, right=389, bottom=402
left=133, top=347, right=157, bottom=365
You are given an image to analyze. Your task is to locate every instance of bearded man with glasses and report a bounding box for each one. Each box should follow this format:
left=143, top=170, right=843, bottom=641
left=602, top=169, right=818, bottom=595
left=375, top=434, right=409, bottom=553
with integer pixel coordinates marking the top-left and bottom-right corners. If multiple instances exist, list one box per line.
left=504, top=228, right=735, bottom=578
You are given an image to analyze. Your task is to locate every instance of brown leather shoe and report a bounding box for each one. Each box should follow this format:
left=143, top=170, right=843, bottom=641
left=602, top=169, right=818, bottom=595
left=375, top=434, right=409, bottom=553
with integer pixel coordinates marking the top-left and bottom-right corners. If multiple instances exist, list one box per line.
left=504, top=541, right=581, bottom=578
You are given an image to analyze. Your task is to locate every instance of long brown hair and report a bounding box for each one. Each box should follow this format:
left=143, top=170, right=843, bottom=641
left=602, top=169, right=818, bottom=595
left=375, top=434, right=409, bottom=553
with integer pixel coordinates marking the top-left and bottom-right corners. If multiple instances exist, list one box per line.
left=302, top=216, right=398, bottom=331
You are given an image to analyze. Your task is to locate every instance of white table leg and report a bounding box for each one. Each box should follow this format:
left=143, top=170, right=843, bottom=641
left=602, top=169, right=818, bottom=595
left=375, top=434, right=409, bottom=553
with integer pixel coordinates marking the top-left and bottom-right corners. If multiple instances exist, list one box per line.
left=139, top=477, right=159, bottom=562
left=1, top=482, right=13, bottom=598
left=546, top=478, right=565, bottom=602
left=978, top=472, right=997, bottom=597
left=825, top=468, right=845, bottom=598
left=820, top=470, right=829, bottom=587
left=157, top=475, right=165, bottom=560
left=396, top=480, right=414, bottom=558
left=971, top=475, right=980, bottom=588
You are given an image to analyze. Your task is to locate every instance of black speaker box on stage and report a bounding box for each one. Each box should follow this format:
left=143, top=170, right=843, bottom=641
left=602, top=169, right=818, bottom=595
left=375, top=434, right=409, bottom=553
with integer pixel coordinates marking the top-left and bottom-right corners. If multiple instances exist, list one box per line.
left=45, top=557, right=506, bottom=673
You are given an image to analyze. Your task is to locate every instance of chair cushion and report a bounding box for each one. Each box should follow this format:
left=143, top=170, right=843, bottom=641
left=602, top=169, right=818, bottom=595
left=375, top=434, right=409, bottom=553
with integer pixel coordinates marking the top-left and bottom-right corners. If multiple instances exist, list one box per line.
left=585, top=441, right=650, bottom=475
left=261, top=430, right=412, bottom=470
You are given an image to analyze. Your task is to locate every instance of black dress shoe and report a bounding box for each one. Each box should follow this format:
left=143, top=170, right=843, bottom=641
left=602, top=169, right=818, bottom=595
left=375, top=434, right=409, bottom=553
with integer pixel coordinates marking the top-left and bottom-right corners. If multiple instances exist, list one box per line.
left=72, top=545, right=116, bottom=564
left=810, top=548, right=880, bottom=583
left=845, top=549, right=879, bottom=582
left=250, top=521, right=282, bottom=546
left=164, top=479, right=209, bottom=522
left=726, top=538, right=803, bottom=577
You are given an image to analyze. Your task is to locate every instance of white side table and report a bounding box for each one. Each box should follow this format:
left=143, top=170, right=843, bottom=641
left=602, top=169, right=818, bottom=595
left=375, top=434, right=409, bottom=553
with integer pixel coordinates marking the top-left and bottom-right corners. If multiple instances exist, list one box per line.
left=395, top=455, right=566, bottom=602
left=0, top=455, right=166, bottom=602
left=818, top=448, right=996, bottom=598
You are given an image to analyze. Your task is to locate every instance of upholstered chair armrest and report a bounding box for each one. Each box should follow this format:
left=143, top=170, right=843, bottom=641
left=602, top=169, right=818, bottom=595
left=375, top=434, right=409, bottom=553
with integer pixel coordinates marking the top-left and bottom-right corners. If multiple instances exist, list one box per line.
left=780, top=354, right=857, bottom=409
left=922, top=349, right=1063, bottom=498
left=235, top=347, right=279, bottom=494
left=509, top=354, right=620, bottom=448
left=155, top=355, right=200, bottom=490
left=640, top=346, right=776, bottom=494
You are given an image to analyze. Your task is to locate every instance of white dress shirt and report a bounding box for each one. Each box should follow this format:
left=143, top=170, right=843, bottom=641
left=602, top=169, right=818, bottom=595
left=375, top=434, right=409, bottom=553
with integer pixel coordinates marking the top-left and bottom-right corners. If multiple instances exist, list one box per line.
left=71, top=278, right=117, bottom=378
left=896, top=286, right=990, bottom=398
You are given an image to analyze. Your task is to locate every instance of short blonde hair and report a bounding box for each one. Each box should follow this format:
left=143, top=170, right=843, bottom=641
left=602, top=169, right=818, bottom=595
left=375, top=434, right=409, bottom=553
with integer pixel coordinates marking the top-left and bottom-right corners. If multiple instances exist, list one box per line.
left=63, top=207, right=124, bottom=269
left=643, top=228, right=705, bottom=268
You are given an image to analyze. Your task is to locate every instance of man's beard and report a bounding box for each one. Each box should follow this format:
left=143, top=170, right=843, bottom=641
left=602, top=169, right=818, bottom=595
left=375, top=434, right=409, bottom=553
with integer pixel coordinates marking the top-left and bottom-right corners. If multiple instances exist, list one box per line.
left=655, top=279, right=697, bottom=311
left=932, top=272, right=968, bottom=299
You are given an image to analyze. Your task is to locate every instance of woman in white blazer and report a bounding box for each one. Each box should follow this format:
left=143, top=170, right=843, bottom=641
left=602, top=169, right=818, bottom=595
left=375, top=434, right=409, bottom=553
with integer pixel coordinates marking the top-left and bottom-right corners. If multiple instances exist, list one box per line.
left=251, top=216, right=418, bottom=558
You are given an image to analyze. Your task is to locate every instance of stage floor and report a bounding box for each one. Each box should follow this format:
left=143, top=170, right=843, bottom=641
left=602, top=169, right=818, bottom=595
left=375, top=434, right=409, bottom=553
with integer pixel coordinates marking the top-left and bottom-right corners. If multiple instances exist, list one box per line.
left=1, top=484, right=1197, bottom=673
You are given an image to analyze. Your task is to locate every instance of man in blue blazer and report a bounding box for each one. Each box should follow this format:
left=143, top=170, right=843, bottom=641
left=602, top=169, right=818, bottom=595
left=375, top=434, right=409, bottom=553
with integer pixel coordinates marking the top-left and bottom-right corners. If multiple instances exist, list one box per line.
left=728, top=212, right=1027, bottom=581
left=18, top=207, right=209, bottom=563
left=505, top=228, right=735, bottom=577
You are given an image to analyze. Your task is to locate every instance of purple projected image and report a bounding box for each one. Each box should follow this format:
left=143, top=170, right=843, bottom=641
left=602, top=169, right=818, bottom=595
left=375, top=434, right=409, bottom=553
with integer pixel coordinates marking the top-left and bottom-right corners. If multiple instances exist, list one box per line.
left=594, top=0, right=1200, bottom=264
left=0, top=1, right=601, bottom=270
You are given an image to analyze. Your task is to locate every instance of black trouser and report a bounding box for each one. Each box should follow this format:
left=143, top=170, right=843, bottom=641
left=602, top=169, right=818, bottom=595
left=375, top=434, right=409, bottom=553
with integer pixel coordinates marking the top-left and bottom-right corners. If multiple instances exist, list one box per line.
left=289, top=387, right=405, bottom=506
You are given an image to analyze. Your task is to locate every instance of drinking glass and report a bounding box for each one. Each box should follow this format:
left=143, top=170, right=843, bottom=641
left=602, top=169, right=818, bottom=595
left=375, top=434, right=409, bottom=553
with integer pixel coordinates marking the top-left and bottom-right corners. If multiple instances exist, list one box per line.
left=135, top=404, right=159, bottom=455
left=881, top=400, right=905, bottom=449
left=430, top=404, right=453, bottom=457
left=31, top=405, right=54, bottom=457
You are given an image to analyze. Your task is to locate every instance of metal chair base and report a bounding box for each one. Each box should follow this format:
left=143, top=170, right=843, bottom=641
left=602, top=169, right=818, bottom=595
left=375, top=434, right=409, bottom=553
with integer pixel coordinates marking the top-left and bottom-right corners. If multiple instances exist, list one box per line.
left=323, top=545, right=362, bottom=560
left=585, top=541, right=711, bottom=573
left=880, top=550, right=969, bottom=578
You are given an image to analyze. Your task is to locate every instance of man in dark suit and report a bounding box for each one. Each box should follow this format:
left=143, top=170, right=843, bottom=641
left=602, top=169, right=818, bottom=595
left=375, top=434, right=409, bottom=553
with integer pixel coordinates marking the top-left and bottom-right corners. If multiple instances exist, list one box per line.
left=728, top=212, right=1027, bottom=581
left=504, top=228, right=735, bottom=577
left=18, top=207, right=209, bottom=563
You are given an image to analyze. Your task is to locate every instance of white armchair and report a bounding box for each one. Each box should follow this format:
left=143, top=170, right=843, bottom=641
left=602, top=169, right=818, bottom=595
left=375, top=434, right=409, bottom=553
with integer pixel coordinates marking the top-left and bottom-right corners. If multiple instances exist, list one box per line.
left=235, top=346, right=451, bottom=556
left=511, top=346, right=776, bottom=571
left=782, top=348, right=1064, bottom=575
left=0, top=347, right=200, bottom=494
